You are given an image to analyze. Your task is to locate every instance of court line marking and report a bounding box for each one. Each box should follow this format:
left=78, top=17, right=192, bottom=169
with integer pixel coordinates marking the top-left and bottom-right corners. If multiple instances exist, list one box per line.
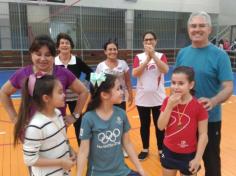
left=0, top=131, right=6, bottom=135
left=1, top=93, right=235, bottom=146
left=0, top=120, right=12, bottom=123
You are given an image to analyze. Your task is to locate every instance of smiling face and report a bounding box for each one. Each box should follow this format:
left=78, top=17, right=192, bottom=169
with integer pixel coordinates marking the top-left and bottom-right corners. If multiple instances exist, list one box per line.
left=143, top=33, right=157, bottom=48
left=104, top=43, right=118, bottom=61
left=31, top=45, right=54, bottom=73
left=58, top=38, right=72, bottom=55
left=171, top=73, right=194, bottom=98
left=188, top=16, right=212, bottom=48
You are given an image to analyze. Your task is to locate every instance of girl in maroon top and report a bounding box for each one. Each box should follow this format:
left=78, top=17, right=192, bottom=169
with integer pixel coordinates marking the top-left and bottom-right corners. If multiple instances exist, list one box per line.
left=158, top=66, right=208, bottom=176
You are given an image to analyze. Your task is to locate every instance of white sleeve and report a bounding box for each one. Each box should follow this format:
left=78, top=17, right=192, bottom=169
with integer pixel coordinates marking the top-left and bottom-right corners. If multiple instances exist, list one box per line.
left=121, top=60, right=129, bottom=72
left=23, top=124, right=42, bottom=166
left=95, top=63, right=102, bottom=73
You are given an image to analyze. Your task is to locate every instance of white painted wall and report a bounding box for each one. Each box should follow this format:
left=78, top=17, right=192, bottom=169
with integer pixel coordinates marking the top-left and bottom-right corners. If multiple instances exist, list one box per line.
left=0, top=2, right=11, bottom=48
left=0, top=2, right=9, bottom=16
left=219, top=0, right=236, bottom=25
left=5, top=0, right=236, bottom=26
left=27, top=5, right=50, bottom=23
left=68, top=0, right=220, bottom=13
left=0, top=0, right=220, bottom=13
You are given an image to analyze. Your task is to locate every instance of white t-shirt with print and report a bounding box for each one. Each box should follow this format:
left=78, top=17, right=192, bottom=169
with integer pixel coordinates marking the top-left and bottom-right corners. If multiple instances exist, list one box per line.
left=96, top=59, right=129, bottom=101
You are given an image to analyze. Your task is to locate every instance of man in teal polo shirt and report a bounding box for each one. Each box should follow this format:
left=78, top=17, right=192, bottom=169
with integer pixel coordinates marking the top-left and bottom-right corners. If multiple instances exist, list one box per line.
left=176, top=11, right=233, bottom=176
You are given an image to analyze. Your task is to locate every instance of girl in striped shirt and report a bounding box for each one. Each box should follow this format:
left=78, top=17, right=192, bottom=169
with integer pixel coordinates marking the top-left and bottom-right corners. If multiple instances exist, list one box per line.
left=14, top=73, right=76, bottom=176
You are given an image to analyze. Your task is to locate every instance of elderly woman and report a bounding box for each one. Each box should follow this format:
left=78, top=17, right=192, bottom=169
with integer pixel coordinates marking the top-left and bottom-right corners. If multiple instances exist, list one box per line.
left=0, top=34, right=88, bottom=128
left=55, top=33, right=93, bottom=146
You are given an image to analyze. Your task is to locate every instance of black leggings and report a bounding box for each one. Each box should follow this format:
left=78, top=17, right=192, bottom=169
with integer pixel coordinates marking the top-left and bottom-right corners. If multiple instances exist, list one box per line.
left=136, top=105, right=164, bottom=150
left=67, top=100, right=82, bottom=146
left=203, top=121, right=221, bottom=176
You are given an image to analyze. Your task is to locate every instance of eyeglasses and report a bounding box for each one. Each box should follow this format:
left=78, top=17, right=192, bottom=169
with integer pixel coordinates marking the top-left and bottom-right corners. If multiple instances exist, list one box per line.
left=144, top=38, right=155, bottom=42
left=189, top=23, right=209, bottom=28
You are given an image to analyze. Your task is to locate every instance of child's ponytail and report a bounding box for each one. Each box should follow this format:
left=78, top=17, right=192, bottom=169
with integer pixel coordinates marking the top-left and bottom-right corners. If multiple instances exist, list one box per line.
left=14, top=78, right=32, bottom=146
left=14, top=73, right=57, bottom=145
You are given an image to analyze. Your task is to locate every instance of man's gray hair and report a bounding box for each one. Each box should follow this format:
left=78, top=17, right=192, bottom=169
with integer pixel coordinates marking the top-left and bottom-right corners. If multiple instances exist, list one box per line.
left=187, top=11, right=212, bottom=27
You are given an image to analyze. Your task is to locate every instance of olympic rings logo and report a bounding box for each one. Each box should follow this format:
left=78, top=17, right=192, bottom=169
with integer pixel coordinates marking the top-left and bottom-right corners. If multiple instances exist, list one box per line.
left=97, top=128, right=121, bottom=144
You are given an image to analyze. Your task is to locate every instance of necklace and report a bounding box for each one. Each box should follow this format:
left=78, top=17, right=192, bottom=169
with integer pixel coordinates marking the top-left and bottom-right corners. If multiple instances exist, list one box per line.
left=176, top=102, right=189, bottom=129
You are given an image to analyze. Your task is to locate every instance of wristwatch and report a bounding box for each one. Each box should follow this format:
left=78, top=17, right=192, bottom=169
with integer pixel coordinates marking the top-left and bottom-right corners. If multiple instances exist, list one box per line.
left=72, top=112, right=80, bottom=120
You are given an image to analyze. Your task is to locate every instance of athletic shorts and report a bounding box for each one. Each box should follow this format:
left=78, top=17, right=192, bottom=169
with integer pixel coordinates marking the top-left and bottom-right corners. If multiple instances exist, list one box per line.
left=160, top=145, right=200, bottom=175
left=127, top=170, right=140, bottom=176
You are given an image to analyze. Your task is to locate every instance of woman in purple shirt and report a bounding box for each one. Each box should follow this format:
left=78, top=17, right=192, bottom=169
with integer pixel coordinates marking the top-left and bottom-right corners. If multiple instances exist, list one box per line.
left=0, top=34, right=88, bottom=126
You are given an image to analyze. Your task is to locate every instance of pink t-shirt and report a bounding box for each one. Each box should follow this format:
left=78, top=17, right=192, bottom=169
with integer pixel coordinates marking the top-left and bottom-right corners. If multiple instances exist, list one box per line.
left=161, top=97, right=208, bottom=153
left=133, top=52, right=167, bottom=106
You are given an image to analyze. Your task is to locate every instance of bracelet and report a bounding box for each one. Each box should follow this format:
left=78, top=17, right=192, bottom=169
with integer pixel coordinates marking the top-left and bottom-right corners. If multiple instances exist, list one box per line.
left=72, top=112, right=80, bottom=119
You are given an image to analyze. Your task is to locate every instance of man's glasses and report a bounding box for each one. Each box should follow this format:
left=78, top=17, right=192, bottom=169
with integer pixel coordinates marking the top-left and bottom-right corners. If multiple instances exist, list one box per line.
left=189, top=23, right=209, bottom=29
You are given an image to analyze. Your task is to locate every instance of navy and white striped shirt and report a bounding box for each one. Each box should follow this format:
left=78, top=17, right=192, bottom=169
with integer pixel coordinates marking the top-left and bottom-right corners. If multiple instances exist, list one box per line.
left=23, top=109, right=71, bottom=176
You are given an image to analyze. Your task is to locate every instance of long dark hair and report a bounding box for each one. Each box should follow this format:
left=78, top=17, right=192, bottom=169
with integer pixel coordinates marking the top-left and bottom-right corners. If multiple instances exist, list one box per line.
left=87, top=74, right=117, bottom=111
left=14, top=75, right=57, bottom=145
left=172, top=66, right=195, bottom=95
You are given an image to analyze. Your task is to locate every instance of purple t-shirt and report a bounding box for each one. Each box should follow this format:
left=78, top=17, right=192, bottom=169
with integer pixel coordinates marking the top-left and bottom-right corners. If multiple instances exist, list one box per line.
left=10, top=65, right=76, bottom=116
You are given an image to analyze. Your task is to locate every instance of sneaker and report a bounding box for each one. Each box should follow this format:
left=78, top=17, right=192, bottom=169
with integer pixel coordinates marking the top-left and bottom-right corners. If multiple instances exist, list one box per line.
left=158, top=150, right=163, bottom=158
left=123, top=149, right=128, bottom=158
left=138, top=151, right=148, bottom=161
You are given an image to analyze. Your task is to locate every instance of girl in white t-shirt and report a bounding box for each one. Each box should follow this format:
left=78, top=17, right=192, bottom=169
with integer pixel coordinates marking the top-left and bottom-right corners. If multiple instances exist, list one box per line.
left=14, top=73, right=76, bottom=176
left=132, top=31, right=169, bottom=160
